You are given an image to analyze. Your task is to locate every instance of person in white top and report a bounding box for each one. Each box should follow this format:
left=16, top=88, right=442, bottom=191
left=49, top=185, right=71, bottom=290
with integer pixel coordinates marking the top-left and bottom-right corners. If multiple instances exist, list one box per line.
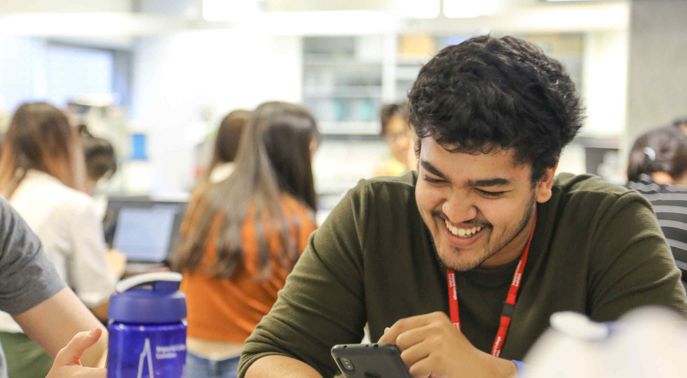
left=0, top=102, right=119, bottom=378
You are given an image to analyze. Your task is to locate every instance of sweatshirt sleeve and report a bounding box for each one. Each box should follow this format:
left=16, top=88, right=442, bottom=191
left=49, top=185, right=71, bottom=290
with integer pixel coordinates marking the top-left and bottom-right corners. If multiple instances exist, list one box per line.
left=239, top=183, right=371, bottom=377
left=588, top=191, right=687, bottom=320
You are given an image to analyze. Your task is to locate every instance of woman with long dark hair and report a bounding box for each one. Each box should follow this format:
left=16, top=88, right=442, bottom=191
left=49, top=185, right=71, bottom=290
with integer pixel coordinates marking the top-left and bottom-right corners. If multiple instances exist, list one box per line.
left=203, top=109, right=251, bottom=183
left=173, top=101, right=319, bottom=378
left=0, top=102, right=117, bottom=377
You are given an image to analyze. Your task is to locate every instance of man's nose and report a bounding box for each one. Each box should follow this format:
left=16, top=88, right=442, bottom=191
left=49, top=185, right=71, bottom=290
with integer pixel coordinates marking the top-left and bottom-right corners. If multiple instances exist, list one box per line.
left=441, top=192, right=477, bottom=224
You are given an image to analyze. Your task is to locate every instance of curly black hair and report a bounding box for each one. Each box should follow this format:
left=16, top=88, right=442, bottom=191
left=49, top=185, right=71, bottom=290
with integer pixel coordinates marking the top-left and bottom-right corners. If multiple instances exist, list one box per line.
left=408, top=35, right=583, bottom=182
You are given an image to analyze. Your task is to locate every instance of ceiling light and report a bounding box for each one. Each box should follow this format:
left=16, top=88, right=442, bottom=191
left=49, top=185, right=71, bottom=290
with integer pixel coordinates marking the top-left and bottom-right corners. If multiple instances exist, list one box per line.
left=202, top=0, right=262, bottom=22
left=443, top=0, right=501, bottom=18
left=396, top=0, right=441, bottom=19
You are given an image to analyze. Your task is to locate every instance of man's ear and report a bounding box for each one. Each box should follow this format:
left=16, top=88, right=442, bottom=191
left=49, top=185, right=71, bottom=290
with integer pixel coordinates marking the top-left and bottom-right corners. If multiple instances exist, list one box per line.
left=535, top=164, right=558, bottom=203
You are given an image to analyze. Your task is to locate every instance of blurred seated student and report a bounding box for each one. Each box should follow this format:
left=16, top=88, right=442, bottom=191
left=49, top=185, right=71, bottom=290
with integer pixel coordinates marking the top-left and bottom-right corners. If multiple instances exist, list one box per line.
left=172, top=101, right=319, bottom=378
left=627, top=125, right=687, bottom=284
left=673, top=116, right=687, bottom=135
left=373, top=102, right=417, bottom=176
left=203, top=109, right=251, bottom=183
left=0, top=196, right=107, bottom=378
left=0, top=102, right=118, bottom=377
left=77, top=124, right=117, bottom=196
left=77, top=124, right=126, bottom=275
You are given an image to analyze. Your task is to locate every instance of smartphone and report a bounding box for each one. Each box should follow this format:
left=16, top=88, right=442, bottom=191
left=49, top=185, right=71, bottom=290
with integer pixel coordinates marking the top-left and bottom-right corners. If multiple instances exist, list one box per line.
left=331, top=343, right=411, bottom=378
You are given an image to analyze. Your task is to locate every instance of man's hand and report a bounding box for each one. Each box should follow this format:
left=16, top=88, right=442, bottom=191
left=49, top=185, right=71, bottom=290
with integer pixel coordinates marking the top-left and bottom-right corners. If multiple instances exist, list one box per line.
left=46, top=328, right=107, bottom=378
left=378, top=311, right=516, bottom=378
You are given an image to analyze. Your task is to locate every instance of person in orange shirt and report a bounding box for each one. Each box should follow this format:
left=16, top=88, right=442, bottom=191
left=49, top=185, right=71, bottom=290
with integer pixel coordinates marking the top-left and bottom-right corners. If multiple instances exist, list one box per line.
left=172, top=101, right=320, bottom=378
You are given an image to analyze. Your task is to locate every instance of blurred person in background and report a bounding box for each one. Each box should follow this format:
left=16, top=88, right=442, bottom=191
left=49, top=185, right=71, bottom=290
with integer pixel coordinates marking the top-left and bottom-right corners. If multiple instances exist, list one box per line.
left=78, top=124, right=117, bottom=195
left=627, top=125, right=687, bottom=285
left=0, top=102, right=119, bottom=377
left=373, top=102, right=416, bottom=176
left=203, top=109, right=251, bottom=183
left=627, top=125, right=687, bottom=185
left=78, top=124, right=117, bottom=226
left=172, top=101, right=319, bottom=378
left=673, top=116, right=687, bottom=135
left=77, top=124, right=127, bottom=283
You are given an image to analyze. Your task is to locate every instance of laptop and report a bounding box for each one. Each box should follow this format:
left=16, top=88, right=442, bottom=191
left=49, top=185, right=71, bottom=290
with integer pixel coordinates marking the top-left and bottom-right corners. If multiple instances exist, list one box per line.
left=106, top=198, right=186, bottom=273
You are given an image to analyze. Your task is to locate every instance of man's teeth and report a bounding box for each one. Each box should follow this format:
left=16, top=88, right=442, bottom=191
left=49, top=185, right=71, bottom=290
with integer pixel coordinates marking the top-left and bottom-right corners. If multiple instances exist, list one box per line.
left=445, top=220, right=483, bottom=238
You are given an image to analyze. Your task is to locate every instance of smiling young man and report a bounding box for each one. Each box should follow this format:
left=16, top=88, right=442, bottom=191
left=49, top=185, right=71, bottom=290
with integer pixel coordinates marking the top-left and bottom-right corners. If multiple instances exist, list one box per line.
left=415, top=142, right=550, bottom=272
left=239, top=35, right=687, bottom=378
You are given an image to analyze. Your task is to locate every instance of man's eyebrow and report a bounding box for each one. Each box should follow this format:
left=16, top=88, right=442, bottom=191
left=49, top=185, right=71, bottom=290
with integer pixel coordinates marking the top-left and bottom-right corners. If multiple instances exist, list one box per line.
left=419, top=160, right=447, bottom=179
left=420, top=160, right=511, bottom=186
left=470, top=178, right=511, bottom=187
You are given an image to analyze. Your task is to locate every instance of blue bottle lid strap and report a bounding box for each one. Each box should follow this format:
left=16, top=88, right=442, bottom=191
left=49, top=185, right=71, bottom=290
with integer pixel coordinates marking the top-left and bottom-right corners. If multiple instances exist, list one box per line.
left=116, top=271, right=182, bottom=293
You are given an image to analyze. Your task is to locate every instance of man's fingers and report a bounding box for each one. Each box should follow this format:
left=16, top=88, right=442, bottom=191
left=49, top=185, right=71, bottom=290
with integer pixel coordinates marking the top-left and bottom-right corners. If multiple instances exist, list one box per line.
left=399, top=340, right=432, bottom=368
left=395, top=325, right=432, bottom=352
left=378, top=312, right=446, bottom=344
left=378, top=326, right=394, bottom=344
left=53, top=328, right=103, bottom=366
left=407, top=354, right=435, bottom=378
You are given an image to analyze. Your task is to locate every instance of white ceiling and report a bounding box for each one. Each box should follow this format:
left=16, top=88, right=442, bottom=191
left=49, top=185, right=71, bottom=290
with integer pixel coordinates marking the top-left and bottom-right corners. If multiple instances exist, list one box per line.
left=0, top=0, right=629, bottom=41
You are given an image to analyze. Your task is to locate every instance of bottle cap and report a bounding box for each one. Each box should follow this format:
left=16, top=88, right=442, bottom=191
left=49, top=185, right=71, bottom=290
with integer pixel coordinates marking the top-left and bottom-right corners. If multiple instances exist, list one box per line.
left=108, top=272, right=186, bottom=324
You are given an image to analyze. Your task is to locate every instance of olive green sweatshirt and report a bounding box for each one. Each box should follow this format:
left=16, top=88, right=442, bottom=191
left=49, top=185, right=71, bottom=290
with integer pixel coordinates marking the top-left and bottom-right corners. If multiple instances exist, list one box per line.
left=239, top=172, right=687, bottom=377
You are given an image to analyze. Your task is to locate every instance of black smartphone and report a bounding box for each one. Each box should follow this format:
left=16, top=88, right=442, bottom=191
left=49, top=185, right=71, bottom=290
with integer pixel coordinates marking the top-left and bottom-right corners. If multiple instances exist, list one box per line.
left=331, top=343, right=411, bottom=378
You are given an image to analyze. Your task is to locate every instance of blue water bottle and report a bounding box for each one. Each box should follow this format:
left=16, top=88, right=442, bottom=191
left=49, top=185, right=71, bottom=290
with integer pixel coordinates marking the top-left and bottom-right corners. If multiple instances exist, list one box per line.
left=107, top=272, right=187, bottom=378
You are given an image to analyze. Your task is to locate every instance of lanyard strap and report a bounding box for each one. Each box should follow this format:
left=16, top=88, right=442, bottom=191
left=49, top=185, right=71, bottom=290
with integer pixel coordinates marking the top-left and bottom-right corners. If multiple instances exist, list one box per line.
left=446, top=216, right=536, bottom=357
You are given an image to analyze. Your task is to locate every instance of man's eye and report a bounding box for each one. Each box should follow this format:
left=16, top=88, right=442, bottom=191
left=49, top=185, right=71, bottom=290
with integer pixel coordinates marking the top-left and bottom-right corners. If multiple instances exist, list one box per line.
left=423, top=175, right=446, bottom=184
left=477, top=189, right=506, bottom=197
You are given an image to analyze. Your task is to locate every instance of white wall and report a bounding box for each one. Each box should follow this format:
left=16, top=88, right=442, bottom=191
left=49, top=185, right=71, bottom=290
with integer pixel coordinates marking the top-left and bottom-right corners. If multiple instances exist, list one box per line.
left=0, top=37, right=47, bottom=116
left=580, top=29, right=628, bottom=138
left=626, top=0, right=687, bottom=150
left=131, top=30, right=302, bottom=196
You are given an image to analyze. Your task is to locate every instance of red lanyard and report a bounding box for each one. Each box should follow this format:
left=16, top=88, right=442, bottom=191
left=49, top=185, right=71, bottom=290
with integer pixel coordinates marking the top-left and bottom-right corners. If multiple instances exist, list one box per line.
left=446, top=217, right=536, bottom=357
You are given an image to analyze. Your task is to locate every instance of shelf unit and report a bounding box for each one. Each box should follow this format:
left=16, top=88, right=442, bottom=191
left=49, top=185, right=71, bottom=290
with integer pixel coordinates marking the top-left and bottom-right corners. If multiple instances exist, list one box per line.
left=302, top=36, right=384, bottom=135
left=394, top=57, right=425, bottom=101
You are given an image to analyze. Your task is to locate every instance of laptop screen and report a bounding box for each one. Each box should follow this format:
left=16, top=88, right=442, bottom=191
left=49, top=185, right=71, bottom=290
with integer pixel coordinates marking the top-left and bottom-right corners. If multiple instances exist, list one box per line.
left=110, top=201, right=186, bottom=263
